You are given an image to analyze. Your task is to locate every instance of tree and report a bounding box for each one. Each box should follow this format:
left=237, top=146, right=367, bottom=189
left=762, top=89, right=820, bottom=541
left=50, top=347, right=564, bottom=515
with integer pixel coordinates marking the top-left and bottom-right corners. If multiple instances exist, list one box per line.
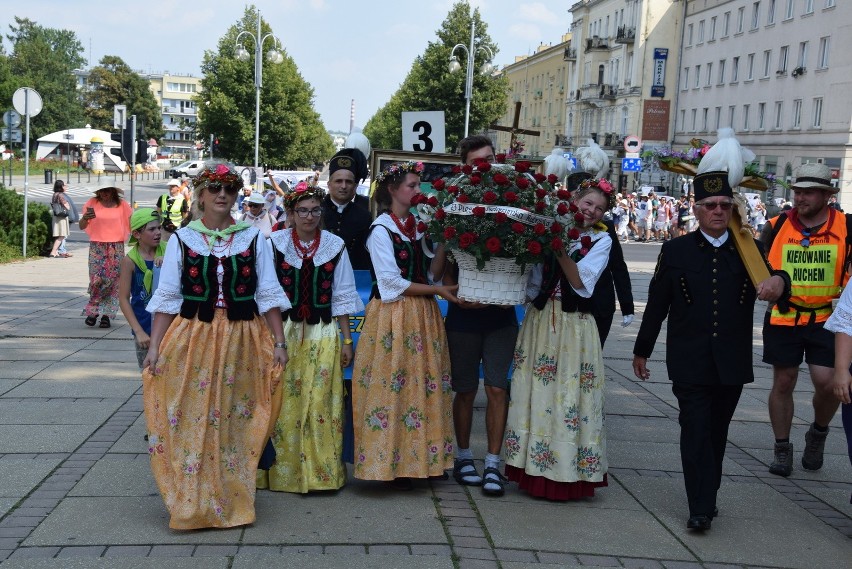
left=197, top=6, right=334, bottom=168
left=364, top=2, right=508, bottom=152
left=4, top=17, right=86, bottom=141
left=82, top=55, right=164, bottom=140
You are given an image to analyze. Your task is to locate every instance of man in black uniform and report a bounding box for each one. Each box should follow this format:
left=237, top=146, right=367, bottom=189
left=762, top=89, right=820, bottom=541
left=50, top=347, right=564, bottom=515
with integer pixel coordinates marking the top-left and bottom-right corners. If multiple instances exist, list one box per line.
left=632, top=170, right=788, bottom=531
left=322, top=148, right=372, bottom=270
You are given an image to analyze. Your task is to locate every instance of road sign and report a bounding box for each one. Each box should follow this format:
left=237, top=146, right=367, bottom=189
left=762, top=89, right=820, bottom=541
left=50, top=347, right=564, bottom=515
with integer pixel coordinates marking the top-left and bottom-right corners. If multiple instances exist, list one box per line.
left=114, top=105, right=127, bottom=130
left=402, top=111, right=446, bottom=153
left=12, top=88, right=43, bottom=117
left=3, top=110, right=21, bottom=128
left=623, top=135, right=642, bottom=153
left=622, top=157, right=643, bottom=172
left=1, top=129, right=22, bottom=143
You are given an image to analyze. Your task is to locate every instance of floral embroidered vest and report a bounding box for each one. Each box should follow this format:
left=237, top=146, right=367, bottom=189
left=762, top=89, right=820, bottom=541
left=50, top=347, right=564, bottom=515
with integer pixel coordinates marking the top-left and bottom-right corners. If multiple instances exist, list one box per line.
left=177, top=235, right=259, bottom=322
left=369, top=226, right=430, bottom=300
left=274, top=248, right=342, bottom=324
left=532, top=240, right=600, bottom=314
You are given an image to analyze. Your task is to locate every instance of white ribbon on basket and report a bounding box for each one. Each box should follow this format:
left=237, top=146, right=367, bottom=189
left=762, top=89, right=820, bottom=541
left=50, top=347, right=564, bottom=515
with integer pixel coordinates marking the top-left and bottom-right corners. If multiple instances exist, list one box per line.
left=444, top=202, right=555, bottom=226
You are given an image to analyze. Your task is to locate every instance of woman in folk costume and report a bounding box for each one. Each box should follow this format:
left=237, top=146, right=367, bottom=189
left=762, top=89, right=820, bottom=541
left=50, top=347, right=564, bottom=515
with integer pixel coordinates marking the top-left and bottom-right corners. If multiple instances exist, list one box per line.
left=503, top=178, right=615, bottom=500
left=142, top=164, right=290, bottom=529
left=352, top=161, right=459, bottom=490
left=261, top=184, right=363, bottom=493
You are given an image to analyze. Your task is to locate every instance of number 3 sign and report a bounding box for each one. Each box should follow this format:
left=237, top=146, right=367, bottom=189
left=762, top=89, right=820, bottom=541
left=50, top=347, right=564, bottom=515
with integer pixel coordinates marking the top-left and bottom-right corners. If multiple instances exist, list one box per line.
left=402, top=111, right=446, bottom=153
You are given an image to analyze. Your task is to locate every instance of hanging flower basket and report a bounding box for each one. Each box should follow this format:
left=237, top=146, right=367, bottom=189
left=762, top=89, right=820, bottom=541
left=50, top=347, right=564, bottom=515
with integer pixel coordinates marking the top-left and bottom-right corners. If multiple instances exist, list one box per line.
left=452, top=250, right=531, bottom=306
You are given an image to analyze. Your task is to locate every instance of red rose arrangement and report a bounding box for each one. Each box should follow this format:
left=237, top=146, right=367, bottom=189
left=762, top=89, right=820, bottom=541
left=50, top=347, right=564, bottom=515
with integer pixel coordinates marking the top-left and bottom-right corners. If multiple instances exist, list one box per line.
left=423, top=156, right=577, bottom=270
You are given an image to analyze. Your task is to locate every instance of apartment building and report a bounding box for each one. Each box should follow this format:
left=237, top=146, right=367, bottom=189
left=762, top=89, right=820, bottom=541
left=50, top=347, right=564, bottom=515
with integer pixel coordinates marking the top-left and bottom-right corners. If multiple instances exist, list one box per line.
left=565, top=0, right=683, bottom=190
left=147, top=73, right=202, bottom=159
left=676, top=0, right=850, bottom=206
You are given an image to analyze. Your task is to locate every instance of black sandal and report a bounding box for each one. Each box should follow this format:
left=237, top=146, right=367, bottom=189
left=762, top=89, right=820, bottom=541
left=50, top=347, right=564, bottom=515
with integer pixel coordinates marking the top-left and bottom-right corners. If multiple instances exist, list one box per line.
left=482, top=466, right=506, bottom=497
left=99, top=316, right=111, bottom=328
left=84, top=316, right=97, bottom=327
left=452, top=458, right=482, bottom=486
left=428, top=471, right=449, bottom=481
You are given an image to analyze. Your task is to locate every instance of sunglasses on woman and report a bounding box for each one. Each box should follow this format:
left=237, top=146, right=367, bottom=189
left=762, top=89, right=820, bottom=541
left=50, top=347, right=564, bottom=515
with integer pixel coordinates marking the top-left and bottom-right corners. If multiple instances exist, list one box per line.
left=206, top=185, right=240, bottom=196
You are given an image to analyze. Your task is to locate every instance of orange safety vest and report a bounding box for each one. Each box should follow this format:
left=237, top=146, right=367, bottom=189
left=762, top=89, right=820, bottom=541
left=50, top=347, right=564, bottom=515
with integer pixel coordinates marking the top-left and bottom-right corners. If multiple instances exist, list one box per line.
left=767, top=212, right=849, bottom=326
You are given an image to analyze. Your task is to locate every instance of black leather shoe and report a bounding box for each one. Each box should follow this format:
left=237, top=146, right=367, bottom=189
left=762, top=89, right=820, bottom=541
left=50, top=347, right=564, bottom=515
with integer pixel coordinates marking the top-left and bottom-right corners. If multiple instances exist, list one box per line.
left=687, top=515, right=712, bottom=531
left=713, top=506, right=719, bottom=518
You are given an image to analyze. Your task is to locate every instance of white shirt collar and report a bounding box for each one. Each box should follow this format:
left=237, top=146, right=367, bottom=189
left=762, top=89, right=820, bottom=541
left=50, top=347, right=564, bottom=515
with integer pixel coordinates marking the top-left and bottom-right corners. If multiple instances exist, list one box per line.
left=329, top=196, right=352, bottom=213
left=700, top=229, right=728, bottom=248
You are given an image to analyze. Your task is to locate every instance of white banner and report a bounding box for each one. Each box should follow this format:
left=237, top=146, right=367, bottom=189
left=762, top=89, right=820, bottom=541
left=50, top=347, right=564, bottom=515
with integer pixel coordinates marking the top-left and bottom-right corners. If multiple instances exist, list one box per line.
left=444, top=202, right=554, bottom=226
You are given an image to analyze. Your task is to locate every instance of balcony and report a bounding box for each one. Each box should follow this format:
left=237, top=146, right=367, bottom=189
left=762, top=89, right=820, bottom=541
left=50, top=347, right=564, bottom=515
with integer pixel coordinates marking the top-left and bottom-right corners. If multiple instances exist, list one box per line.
left=616, top=26, right=636, bottom=44
left=585, top=36, right=609, bottom=52
left=563, top=47, right=577, bottom=61
left=580, top=84, right=617, bottom=101
left=162, top=106, right=197, bottom=116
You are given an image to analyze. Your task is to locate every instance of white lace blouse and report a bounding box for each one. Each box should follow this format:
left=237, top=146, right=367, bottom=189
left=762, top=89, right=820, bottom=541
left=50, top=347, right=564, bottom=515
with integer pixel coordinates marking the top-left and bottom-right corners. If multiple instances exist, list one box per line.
left=146, top=225, right=291, bottom=315
left=268, top=229, right=364, bottom=317
left=525, top=228, right=612, bottom=300
left=824, top=285, right=852, bottom=337
left=367, top=214, right=430, bottom=303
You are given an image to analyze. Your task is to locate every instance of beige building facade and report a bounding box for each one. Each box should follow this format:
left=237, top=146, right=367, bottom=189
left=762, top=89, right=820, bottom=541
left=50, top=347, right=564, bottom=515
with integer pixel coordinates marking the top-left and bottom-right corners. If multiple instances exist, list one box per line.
left=494, top=36, right=572, bottom=159
left=677, top=0, right=850, bottom=207
left=565, top=0, right=683, bottom=191
left=147, top=73, right=203, bottom=159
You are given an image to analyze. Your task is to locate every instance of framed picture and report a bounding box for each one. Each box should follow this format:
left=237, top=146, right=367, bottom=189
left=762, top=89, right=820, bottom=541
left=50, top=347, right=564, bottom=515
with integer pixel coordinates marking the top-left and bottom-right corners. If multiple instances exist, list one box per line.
left=370, top=148, right=460, bottom=186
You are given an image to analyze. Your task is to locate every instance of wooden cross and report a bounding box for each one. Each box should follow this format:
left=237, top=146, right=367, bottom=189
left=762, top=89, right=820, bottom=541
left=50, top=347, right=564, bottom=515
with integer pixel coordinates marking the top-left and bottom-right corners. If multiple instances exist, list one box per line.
left=490, top=101, right=541, bottom=151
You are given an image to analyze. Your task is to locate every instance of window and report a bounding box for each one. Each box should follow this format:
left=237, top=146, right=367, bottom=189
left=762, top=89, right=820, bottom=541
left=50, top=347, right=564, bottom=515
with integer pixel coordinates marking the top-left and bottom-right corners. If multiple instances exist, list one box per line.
left=683, top=67, right=690, bottom=90
left=679, top=109, right=686, bottom=132
left=785, top=0, right=794, bottom=19
left=695, top=64, right=701, bottom=88
left=774, top=101, right=783, bottom=129
left=743, top=104, right=750, bottom=130
left=723, top=12, right=731, bottom=36
left=718, top=59, right=727, bottom=84
left=710, top=17, right=717, bottom=40
left=763, top=50, right=772, bottom=77
left=747, top=53, right=755, bottom=80
left=778, top=46, right=789, bottom=72
left=817, top=37, right=830, bottom=68
left=812, top=97, right=823, bottom=127
left=687, top=24, right=693, bottom=46
left=792, top=99, right=802, bottom=127
left=737, top=7, right=745, bottom=32
left=804, top=0, right=814, bottom=14
left=691, top=109, right=697, bottom=131
left=732, top=56, right=740, bottom=82
left=798, top=41, right=808, bottom=68
left=758, top=102, right=766, bottom=129
left=714, top=107, right=722, bottom=130
left=706, top=62, right=713, bottom=86
left=752, top=2, right=761, bottom=29
left=698, top=20, right=705, bottom=43
left=768, top=0, right=777, bottom=23
left=729, top=105, right=736, bottom=127
left=702, top=108, right=709, bottom=132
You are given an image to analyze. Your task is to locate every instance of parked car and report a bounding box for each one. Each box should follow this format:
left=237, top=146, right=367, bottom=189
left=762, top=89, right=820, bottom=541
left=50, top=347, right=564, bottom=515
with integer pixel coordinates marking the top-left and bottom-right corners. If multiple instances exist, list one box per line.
left=168, top=160, right=236, bottom=179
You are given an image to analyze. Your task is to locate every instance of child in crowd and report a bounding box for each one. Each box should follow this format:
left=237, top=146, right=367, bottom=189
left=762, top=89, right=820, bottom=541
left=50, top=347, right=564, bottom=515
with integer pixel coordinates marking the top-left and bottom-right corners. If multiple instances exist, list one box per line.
left=118, top=209, right=166, bottom=368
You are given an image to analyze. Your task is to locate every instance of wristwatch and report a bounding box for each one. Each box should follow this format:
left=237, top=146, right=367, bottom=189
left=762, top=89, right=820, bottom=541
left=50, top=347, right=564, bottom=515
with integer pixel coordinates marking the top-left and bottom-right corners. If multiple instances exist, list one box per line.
left=274, top=341, right=287, bottom=349
left=342, top=338, right=354, bottom=345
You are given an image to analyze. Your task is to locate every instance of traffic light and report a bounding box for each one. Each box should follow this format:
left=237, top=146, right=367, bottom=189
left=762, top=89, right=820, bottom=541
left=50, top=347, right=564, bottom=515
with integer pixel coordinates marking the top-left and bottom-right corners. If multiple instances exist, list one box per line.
left=136, top=140, right=148, bottom=165
left=109, top=119, right=133, bottom=162
left=212, top=137, right=220, bottom=156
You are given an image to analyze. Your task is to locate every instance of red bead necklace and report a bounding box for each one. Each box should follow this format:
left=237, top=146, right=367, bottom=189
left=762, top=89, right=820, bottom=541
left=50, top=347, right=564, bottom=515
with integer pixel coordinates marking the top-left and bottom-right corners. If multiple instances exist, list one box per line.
left=292, top=228, right=321, bottom=259
left=390, top=212, right=416, bottom=241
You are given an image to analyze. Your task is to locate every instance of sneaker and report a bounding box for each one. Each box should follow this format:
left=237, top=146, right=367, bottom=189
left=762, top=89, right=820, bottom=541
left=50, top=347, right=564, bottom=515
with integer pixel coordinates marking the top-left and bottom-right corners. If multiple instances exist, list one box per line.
left=802, top=424, right=828, bottom=471
left=769, top=442, right=793, bottom=477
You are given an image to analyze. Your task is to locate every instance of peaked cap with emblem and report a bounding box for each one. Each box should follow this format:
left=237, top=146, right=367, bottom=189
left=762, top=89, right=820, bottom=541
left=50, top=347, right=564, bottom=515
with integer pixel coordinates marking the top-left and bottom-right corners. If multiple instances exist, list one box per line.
left=329, top=148, right=368, bottom=183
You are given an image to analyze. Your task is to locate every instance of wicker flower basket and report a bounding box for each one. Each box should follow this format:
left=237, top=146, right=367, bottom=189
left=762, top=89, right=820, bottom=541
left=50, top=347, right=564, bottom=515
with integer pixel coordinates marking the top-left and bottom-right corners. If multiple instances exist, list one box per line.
left=453, top=250, right=530, bottom=306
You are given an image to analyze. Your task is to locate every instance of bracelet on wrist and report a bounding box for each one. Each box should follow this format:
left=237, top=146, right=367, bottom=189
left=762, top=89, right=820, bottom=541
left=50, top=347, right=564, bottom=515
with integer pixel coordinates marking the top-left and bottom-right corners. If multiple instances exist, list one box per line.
left=274, top=342, right=287, bottom=349
left=342, top=338, right=353, bottom=345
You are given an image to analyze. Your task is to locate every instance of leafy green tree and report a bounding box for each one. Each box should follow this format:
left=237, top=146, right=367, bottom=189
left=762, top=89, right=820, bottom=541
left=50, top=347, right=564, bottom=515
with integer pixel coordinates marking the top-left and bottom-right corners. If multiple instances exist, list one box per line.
left=4, top=17, right=86, bottom=141
left=197, top=5, right=334, bottom=168
left=82, top=55, right=164, bottom=140
left=364, top=2, right=508, bottom=152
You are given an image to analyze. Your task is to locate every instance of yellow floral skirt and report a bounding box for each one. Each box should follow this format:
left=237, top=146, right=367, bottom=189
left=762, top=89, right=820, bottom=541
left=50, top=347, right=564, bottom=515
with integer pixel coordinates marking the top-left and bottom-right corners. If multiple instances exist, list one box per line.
left=261, top=318, right=345, bottom=493
left=352, top=296, right=454, bottom=481
left=142, top=311, right=281, bottom=529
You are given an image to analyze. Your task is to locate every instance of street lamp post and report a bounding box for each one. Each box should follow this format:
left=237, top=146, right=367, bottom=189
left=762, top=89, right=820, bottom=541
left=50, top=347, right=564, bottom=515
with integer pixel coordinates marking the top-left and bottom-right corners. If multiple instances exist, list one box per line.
left=235, top=9, right=283, bottom=169
left=449, top=19, right=494, bottom=138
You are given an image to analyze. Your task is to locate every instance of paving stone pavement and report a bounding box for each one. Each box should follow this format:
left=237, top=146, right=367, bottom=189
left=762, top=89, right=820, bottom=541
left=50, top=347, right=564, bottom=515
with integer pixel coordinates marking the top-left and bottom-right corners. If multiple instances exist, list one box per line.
left=0, top=243, right=849, bottom=568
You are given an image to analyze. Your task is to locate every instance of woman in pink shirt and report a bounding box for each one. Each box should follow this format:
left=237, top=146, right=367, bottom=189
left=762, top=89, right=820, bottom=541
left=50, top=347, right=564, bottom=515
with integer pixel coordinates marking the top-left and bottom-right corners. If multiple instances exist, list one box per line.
left=78, top=187, right=132, bottom=328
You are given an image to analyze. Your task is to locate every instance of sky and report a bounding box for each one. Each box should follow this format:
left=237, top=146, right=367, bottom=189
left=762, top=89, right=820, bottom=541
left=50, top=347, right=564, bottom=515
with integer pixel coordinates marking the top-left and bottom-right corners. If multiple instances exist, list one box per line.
left=2, top=0, right=573, bottom=132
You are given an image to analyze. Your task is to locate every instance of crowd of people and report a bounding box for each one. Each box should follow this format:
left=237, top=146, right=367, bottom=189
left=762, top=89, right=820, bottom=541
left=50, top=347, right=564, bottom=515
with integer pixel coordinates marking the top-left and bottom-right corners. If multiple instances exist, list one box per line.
left=47, top=137, right=851, bottom=535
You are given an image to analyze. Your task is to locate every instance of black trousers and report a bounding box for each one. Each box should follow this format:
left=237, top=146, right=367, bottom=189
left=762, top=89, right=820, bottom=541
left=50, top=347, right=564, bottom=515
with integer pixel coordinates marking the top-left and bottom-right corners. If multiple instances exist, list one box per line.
left=593, top=311, right=613, bottom=347
left=671, top=382, right=743, bottom=517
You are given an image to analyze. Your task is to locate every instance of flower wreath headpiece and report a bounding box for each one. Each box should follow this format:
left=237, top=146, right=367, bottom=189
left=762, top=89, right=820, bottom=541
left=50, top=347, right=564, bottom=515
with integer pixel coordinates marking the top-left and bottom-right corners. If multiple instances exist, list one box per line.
left=193, top=163, right=241, bottom=191
left=578, top=178, right=617, bottom=209
left=283, top=180, right=325, bottom=209
left=373, top=161, right=424, bottom=187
